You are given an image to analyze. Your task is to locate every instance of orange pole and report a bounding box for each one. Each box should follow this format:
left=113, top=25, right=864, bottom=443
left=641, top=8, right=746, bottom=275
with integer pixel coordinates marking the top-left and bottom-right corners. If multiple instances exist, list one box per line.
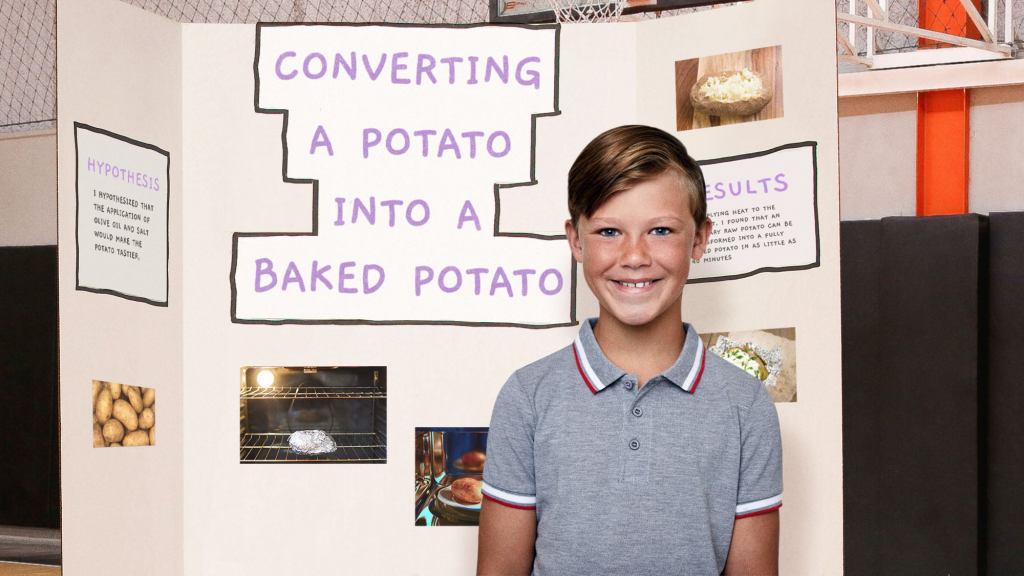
left=916, top=0, right=979, bottom=215
left=916, top=89, right=970, bottom=216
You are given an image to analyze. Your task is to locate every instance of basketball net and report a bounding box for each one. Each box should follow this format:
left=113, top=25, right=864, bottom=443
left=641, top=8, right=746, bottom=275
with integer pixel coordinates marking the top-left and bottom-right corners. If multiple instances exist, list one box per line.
left=547, top=0, right=626, bottom=23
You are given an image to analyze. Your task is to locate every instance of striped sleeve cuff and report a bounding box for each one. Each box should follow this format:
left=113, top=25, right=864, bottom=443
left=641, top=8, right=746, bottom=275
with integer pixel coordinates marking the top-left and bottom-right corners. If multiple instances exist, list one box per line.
left=735, top=493, right=783, bottom=519
left=481, top=482, right=536, bottom=510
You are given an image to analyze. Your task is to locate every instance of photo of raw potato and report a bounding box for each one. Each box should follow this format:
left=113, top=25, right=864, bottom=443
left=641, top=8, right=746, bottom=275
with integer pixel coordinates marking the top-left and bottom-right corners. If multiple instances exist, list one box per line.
left=92, top=380, right=156, bottom=448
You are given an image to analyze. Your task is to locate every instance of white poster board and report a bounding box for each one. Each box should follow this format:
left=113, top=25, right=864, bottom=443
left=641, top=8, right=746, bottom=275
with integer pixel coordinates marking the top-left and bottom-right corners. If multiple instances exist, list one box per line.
left=57, top=0, right=843, bottom=573
left=75, top=122, right=170, bottom=305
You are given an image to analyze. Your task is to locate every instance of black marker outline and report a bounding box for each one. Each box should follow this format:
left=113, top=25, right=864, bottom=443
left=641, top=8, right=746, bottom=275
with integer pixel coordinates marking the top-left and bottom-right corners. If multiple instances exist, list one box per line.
left=74, top=121, right=171, bottom=307
left=689, top=140, right=820, bottom=284
left=232, top=22, right=575, bottom=328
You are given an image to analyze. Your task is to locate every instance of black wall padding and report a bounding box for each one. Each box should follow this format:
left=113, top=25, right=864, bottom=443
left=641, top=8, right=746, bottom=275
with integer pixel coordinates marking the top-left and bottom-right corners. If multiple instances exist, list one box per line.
left=985, top=212, right=1024, bottom=574
left=0, top=245, right=60, bottom=529
left=842, top=216, right=984, bottom=575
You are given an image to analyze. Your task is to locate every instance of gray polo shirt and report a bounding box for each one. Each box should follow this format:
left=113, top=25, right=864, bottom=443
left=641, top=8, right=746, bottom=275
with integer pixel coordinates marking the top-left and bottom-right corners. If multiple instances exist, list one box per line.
left=482, top=318, right=783, bottom=575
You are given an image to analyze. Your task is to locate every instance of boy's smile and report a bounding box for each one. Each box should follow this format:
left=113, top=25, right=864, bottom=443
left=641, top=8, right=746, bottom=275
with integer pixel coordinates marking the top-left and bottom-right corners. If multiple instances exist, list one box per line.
left=566, top=171, right=712, bottom=331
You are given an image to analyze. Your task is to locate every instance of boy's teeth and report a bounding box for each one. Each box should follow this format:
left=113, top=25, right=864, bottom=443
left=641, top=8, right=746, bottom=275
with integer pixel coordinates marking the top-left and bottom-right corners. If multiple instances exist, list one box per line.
left=619, top=281, right=650, bottom=288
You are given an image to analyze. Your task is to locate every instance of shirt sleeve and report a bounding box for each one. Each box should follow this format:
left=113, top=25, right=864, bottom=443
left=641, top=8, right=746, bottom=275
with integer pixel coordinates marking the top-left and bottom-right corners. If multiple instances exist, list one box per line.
left=735, top=383, right=783, bottom=518
left=481, top=372, right=537, bottom=510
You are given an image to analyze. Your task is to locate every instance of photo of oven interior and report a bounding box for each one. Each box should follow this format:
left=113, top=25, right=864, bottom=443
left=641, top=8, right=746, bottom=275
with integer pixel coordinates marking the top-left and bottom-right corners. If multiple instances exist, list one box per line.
left=240, top=366, right=386, bottom=463
left=415, top=427, right=488, bottom=526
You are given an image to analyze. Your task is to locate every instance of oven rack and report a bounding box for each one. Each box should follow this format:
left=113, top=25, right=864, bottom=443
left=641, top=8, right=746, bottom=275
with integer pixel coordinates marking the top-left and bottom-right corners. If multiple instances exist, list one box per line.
left=240, top=432, right=387, bottom=463
left=240, top=385, right=386, bottom=399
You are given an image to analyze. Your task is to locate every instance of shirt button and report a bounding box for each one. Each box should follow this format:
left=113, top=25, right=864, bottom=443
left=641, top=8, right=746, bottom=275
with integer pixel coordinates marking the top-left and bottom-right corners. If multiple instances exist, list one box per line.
left=628, top=439, right=640, bottom=450
left=632, top=406, right=643, bottom=417
left=624, top=380, right=634, bottom=391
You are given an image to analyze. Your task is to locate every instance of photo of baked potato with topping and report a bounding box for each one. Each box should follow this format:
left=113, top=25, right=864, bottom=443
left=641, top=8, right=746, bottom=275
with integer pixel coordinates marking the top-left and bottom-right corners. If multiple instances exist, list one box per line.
left=702, top=328, right=797, bottom=403
left=690, top=68, right=772, bottom=118
left=675, top=45, right=783, bottom=131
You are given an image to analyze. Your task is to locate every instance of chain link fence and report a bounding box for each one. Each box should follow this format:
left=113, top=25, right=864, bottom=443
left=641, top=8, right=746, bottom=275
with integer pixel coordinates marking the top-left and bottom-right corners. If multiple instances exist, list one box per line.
left=2, top=0, right=1023, bottom=134
left=0, top=1, right=57, bottom=133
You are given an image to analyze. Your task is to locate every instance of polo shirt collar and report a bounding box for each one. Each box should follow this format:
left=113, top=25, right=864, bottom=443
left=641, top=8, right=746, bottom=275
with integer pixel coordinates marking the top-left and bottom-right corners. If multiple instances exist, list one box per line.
left=572, top=318, right=706, bottom=395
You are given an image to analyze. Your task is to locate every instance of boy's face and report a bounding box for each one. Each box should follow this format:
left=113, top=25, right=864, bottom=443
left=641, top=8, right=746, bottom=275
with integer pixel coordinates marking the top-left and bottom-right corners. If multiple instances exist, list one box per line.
left=565, top=172, right=712, bottom=330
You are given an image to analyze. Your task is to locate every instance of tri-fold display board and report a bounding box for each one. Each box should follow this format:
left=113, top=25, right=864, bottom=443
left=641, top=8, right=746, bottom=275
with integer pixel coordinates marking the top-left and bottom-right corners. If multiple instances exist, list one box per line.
left=57, top=0, right=841, bottom=573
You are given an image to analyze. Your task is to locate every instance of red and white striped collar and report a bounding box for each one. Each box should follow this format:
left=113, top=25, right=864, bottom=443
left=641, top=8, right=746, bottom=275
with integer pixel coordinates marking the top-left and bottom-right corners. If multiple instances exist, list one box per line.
left=572, top=318, right=706, bottom=395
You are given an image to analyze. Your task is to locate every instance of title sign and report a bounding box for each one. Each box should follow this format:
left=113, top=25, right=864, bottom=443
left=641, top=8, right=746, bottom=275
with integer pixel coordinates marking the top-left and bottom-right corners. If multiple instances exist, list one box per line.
left=232, top=24, right=572, bottom=326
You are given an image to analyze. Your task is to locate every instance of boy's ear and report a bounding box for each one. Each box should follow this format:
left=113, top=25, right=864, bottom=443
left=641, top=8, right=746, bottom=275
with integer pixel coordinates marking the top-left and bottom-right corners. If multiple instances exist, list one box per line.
left=565, top=219, right=584, bottom=262
left=690, top=218, right=713, bottom=261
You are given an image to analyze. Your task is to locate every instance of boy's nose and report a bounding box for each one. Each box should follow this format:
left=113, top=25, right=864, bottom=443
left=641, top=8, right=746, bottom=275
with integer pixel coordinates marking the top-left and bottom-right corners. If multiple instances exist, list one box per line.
left=620, top=237, right=652, bottom=267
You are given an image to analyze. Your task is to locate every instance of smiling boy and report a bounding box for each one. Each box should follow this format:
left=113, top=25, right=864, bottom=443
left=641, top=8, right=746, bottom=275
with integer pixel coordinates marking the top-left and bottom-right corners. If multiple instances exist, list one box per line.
left=478, top=125, right=783, bottom=575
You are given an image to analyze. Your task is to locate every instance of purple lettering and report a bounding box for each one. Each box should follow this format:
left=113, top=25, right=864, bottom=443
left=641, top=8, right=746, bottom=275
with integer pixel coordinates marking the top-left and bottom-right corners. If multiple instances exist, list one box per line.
left=515, top=56, right=541, bottom=89
left=467, top=56, right=480, bottom=84
left=275, top=51, right=297, bottom=80
left=363, top=128, right=381, bottom=158
left=414, top=266, right=434, bottom=296
left=407, top=199, right=430, bottom=226
left=363, top=264, right=385, bottom=293
left=380, top=199, right=402, bottom=227
left=391, top=52, right=410, bottom=84
left=487, top=131, right=511, bottom=158
left=758, top=177, right=772, bottom=193
left=310, top=125, right=334, bottom=156
left=457, top=200, right=481, bottom=231
left=438, top=56, right=462, bottom=84
left=413, top=129, right=437, bottom=157
left=337, top=261, right=358, bottom=294
left=416, top=54, right=437, bottom=85
left=774, top=173, right=788, bottom=192
left=465, top=267, right=487, bottom=295
left=303, top=52, right=327, bottom=79
left=438, top=266, right=462, bottom=293
left=461, top=131, right=483, bottom=158
left=333, top=197, right=347, bottom=225
left=714, top=182, right=726, bottom=199
left=512, top=268, right=536, bottom=295
left=386, top=129, right=410, bottom=155
left=282, top=261, right=306, bottom=292
left=490, top=267, right=513, bottom=297
left=485, top=56, right=509, bottom=84
left=363, top=53, right=387, bottom=80
left=437, top=128, right=461, bottom=159
left=334, top=52, right=357, bottom=80
left=353, top=196, right=376, bottom=225
left=254, top=258, right=277, bottom=292
left=310, top=260, right=333, bottom=291
left=539, top=269, right=563, bottom=295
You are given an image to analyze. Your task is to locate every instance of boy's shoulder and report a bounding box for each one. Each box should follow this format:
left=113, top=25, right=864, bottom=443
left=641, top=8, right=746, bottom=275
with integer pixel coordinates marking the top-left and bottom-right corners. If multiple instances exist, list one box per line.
left=506, top=343, right=575, bottom=392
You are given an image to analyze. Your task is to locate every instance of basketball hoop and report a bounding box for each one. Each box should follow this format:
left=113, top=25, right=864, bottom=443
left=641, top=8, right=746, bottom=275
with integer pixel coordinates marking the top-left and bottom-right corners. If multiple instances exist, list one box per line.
left=547, top=0, right=627, bottom=23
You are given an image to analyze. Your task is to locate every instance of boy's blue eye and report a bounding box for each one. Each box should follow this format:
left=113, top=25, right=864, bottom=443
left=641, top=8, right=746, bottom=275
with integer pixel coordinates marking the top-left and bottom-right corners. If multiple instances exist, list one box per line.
left=650, top=227, right=672, bottom=236
left=597, top=228, right=620, bottom=237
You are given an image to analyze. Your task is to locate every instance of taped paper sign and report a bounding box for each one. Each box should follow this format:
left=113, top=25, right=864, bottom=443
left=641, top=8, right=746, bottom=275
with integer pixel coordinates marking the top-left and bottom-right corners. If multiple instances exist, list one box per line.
left=75, top=123, right=170, bottom=305
left=232, top=24, right=572, bottom=326
left=692, top=142, right=819, bottom=282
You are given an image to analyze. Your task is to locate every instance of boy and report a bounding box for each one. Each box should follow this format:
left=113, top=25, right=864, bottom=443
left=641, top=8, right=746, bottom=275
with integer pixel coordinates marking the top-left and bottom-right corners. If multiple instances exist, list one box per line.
left=477, top=125, right=783, bottom=575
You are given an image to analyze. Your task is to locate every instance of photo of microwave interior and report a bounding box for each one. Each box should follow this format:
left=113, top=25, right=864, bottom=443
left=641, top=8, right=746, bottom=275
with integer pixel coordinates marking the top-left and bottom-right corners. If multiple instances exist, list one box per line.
left=240, top=366, right=387, bottom=463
